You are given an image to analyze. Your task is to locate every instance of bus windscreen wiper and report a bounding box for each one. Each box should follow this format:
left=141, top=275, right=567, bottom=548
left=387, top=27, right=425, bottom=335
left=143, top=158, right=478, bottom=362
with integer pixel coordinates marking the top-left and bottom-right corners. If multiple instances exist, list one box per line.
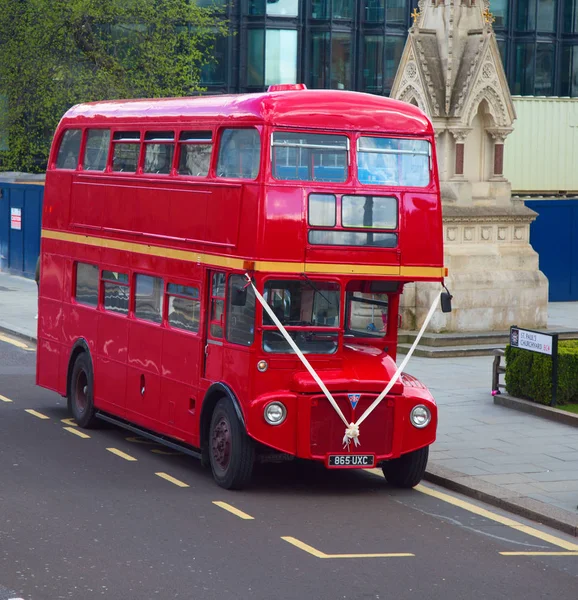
left=301, top=272, right=334, bottom=306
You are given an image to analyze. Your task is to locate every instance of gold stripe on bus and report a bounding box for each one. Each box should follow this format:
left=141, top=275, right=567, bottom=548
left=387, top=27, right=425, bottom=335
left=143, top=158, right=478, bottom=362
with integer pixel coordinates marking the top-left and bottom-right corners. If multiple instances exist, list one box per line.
left=305, top=263, right=401, bottom=276
left=42, top=229, right=246, bottom=270
left=400, top=266, right=446, bottom=277
left=41, top=229, right=444, bottom=278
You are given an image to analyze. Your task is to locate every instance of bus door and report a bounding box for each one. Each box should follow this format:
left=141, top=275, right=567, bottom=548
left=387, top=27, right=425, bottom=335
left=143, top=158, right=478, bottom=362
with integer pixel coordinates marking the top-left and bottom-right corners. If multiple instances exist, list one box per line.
left=203, top=271, right=226, bottom=381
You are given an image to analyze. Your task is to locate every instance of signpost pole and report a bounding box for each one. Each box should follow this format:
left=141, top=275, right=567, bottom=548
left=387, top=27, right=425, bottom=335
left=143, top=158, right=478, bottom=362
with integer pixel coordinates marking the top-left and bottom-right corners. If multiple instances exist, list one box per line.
left=551, top=334, right=559, bottom=407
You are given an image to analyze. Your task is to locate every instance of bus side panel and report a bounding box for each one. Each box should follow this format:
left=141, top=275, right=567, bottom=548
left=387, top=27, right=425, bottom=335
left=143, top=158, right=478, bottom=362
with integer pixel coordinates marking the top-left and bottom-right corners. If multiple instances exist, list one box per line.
left=36, top=339, right=62, bottom=393
left=42, top=172, right=72, bottom=231
left=400, top=192, right=443, bottom=267
left=63, top=303, right=99, bottom=368
left=126, top=320, right=162, bottom=430
left=94, top=314, right=128, bottom=415
left=205, top=184, right=242, bottom=247
left=170, top=184, right=209, bottom=242
left=71, top=179, right=103, bottom=229
left=161, top=327, right=202, bottom=444
left=36, top=251, right=67, bottom=393
left=220, top=346, right=254, bottom=423
left=105, top=182, right=171, bottom=239
left=260, top=186, right=305, bottom=262
left=233, top=183, right=261, bottom=261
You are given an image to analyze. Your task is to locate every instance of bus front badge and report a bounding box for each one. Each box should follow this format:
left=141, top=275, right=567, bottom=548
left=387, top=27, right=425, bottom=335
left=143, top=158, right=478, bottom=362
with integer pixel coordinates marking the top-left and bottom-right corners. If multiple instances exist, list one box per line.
left=348, top=394, right=360, bottom=409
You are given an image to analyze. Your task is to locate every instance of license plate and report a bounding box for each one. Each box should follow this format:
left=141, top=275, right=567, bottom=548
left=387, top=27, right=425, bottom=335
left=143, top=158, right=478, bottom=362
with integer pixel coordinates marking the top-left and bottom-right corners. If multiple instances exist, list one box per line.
left=326, top=454, right=375, bottom=468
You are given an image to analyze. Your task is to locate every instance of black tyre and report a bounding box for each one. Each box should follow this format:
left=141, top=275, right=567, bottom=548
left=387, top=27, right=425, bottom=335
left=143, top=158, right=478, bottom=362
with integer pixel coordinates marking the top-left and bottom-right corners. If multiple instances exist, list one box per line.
left=381, top=446, right=429, bottom=488
left=68, top=352, right=99, bottom=429
left=209, top=397, right=255, bottom=490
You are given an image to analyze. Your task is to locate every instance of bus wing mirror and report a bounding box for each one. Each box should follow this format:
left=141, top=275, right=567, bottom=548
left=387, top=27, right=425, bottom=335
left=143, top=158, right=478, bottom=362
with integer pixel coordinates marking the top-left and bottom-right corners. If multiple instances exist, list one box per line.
left=440, top=292, right=453, bottom=313
left=231, top=285, right=248, bottom=307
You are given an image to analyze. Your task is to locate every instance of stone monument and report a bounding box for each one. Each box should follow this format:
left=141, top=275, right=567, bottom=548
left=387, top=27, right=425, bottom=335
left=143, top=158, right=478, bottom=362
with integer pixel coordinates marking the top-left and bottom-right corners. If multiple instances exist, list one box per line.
left=390, top=0, right=548, bottom=333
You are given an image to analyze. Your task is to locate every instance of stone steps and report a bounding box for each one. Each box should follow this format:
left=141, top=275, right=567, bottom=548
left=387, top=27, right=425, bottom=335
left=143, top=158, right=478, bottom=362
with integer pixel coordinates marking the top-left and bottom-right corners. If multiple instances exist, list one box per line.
left=397, top=327, right=578, bottom=358
left=397, top=342, right=505, bottom=358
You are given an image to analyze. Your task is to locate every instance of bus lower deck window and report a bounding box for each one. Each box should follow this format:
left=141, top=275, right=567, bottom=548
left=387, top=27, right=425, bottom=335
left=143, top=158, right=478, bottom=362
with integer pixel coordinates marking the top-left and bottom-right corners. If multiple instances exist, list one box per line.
left=75, top=263, right=99, bottom=307
left=102, top=270, right=129, bottom=315
left=135, top=274, right=163, bottom=323
left=167, top=283, right=200, bottom=333
left=226, top=275, right=256, bottom=346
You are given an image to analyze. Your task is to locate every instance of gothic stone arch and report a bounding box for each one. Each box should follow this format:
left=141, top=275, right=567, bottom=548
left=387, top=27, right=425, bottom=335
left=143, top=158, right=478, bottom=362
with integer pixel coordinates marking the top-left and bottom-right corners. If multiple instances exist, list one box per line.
left=464, top=86, right=507, bottom=129
left=397, top=85, right=427, bottom=114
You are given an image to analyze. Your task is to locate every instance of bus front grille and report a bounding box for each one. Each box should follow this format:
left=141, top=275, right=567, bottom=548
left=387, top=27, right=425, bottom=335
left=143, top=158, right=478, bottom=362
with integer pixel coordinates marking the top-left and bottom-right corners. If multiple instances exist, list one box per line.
left=309, top=394, right=394, bottom=457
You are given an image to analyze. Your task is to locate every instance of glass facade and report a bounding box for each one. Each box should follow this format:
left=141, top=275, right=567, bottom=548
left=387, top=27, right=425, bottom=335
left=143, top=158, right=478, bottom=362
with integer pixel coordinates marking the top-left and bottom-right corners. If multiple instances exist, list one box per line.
left=199, top=0, right=578, bottom=98
left=247, top=28, right=298, bottom=87
left=496, top=0, right=578, bottom=97
left=310, top=31, right=352, bottom=89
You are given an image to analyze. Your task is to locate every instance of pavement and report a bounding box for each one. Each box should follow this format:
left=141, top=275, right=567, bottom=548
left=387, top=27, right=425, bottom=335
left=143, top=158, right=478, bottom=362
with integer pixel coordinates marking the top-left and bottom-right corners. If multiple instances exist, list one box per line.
left=1, top=270, right=578, bottom=536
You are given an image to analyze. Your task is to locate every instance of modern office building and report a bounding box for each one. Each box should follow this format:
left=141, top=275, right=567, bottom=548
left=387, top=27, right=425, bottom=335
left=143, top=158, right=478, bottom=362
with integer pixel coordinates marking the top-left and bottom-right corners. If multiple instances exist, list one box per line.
left=200, top=1, right=578, bottom=99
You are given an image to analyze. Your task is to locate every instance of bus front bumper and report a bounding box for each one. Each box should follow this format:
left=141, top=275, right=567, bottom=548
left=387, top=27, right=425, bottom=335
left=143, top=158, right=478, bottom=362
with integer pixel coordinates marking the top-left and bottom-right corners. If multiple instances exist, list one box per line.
left=246, top=388, right=437, bottom=464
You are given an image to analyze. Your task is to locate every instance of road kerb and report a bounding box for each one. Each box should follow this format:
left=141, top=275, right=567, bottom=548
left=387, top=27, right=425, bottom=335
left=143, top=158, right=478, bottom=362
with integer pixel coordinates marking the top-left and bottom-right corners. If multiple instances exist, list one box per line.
left=425, top=463, right=578, bottom=538
left=494, top=393, right=578, bottom=428
left=0, top=324, right=37, bottom=345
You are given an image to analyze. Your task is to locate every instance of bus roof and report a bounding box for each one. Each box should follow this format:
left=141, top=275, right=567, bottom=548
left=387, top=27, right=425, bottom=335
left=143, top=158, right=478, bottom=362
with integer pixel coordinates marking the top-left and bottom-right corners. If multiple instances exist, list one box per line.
left=60, top=89, right=433, bottom=136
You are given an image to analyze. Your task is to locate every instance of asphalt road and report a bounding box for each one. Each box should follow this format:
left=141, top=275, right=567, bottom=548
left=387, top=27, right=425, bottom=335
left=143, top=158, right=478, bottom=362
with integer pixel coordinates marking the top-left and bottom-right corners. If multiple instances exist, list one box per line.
left=1, top=333, right=578, bottom=600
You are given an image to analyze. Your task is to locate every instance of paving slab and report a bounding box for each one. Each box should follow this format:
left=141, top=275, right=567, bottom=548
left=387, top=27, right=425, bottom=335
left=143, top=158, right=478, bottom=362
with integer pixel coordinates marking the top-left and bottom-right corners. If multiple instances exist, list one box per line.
left=0, top=272, right=38, bottom=341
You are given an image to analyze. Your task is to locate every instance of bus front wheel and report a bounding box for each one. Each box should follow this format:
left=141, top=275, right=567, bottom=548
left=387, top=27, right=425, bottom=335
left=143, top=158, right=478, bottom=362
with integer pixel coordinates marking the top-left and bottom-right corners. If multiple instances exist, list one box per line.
left=68, top=352, right=99, bottom=429
left=381, top=446, right=429, bottom=488
left=209, top=397, right=255, bottom=490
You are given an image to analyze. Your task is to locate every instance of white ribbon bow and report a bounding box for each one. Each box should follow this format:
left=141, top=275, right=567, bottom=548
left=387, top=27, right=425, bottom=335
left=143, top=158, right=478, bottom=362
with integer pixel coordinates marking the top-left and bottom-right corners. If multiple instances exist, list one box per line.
left=343, top=423, right=361, bottom=449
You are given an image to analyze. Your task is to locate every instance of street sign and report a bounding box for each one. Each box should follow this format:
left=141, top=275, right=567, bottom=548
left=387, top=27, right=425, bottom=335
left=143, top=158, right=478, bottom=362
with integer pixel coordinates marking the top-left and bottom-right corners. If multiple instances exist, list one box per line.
left=510, top=327, right=554, bottom=355
left=510, top=326, right=559, bottom=406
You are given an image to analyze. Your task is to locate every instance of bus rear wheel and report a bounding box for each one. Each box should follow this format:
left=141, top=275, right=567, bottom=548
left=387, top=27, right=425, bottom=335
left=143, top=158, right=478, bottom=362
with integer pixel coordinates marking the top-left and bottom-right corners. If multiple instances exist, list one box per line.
left=68, top=352, right=99, bottom=429
left=381, top=446, right=429, bottom=488
left=209, top=397, right=254, bottom=490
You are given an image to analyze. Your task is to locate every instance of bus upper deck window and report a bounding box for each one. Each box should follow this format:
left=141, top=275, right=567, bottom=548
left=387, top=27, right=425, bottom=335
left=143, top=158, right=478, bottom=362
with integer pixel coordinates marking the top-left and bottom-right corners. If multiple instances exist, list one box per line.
left=178, top=131, right=212, bottom=177
left=83, top=130, right=111, bottom=171
left=143, top=131, right=175, bottom=175
left=217, top=129, right=261, bottom=179
left=56, top=129, right=82, bottom=169
left=357, top=137, right=430, bottom=187
left=271, top=131, right=348, bottom=183
left=112, top=131, right=141, bottom=173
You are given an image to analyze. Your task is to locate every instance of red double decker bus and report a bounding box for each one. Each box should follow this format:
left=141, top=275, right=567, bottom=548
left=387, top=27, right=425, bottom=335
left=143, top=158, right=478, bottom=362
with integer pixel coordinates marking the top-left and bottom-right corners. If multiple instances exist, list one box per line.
left=37, top=85, right=447, bottom=489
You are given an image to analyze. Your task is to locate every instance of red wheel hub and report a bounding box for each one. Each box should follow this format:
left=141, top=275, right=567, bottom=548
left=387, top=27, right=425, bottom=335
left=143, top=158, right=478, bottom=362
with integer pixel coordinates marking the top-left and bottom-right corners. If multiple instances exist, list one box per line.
left=75, top=371, right=88, bottom=413
left=212, top=416, right=231, bottom=470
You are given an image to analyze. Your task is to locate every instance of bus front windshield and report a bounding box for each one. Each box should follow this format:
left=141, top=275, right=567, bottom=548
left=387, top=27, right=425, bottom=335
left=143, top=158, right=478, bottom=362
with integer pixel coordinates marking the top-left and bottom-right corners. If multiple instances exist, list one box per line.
left=262, top=279, right=340, bottom=354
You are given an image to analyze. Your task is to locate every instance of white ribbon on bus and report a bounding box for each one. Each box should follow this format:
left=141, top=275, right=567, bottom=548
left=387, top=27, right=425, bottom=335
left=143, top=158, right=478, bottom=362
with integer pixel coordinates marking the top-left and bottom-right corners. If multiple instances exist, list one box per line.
left=246, top=274, right=441, bottom=450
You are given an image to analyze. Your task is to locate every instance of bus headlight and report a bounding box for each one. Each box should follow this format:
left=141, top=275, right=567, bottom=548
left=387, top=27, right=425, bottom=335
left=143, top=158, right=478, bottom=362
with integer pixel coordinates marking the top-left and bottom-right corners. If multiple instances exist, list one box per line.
left=264, top=402, right=287, bottom=425
left=410, top=405, right=431, bottom=429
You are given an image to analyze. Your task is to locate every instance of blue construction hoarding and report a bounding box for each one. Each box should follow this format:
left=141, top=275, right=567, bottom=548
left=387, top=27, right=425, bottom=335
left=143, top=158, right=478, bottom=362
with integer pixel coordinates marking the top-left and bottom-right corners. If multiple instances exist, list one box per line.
left=0, top=176, right=44, bottom=279
left=526, top=199, right=578, bottom=302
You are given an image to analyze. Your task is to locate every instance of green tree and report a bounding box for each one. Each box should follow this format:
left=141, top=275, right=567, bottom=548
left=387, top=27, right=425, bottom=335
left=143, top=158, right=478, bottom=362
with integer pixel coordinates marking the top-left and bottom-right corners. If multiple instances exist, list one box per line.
left=0, top=0, right=228, bottom=172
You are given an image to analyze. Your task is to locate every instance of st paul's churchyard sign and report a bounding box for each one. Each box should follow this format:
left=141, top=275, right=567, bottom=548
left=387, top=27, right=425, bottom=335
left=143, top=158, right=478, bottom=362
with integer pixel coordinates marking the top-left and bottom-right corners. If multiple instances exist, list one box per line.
left=509, top=326, right=559, bottom=406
